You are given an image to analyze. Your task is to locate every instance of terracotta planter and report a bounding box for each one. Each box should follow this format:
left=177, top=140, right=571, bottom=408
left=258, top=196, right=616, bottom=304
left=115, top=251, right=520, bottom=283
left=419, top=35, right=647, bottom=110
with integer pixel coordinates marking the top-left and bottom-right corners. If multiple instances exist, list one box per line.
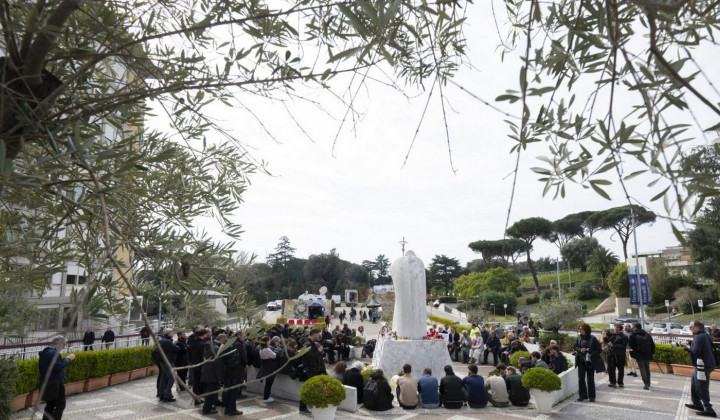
left=650, top=362, right=673, bottom=374
left=65, top=380, right=86, bottom=396
left=671, top=364, right=694, bottom=377
left=147, top=365, right=159, bottom=376
left=711, top=369, right=720, bottom=381
left=84, top=375, right=110, bottom=392
left=110, top=371, right=130, bottom=385
left=130, top=368, right=147, bottom=380
left=12, top=394, right=28, bottom=412
left=25, top=390, right=39, bottom=408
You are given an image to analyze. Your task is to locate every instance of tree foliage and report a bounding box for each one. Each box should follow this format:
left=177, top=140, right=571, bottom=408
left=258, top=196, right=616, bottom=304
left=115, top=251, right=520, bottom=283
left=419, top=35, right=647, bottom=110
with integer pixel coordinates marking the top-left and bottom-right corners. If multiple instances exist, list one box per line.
left=429, top=254, right=462, bottom=295
left=586, top=246, right=620, bottom=281
left=304, top=249, right=345, bottom=294
left=561, top=236, right=599, bottom=272
left=551, top=214, right=584, bottom=249
left=607, top=263, right=630, bottom=298
left=454, top=267, right=520, bottom=298
left=497, top=0, right=720, bottom=228
left=506, top=217, right=554, bottom=293
left=536, top=297, right=584, bottom=333
left=589, top=205, right=656, bottom=260
left=467, top=238, right=528, bottom=267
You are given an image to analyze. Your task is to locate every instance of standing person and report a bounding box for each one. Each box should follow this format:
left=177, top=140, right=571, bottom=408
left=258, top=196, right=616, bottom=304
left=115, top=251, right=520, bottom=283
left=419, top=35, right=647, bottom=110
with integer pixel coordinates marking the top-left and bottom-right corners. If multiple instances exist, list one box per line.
left=505, top=366, right=530, bottom=406
left=629, top=322, right=655, bottom=390
left=439, top=365, right=464, bottom=409
left=299, top=328, right=327, bottom=415
left=201, top=333, right=227, bottom=415
left=462, top=364, right=488, bottom=408
left=38, top=336, right=75, bottom=420
left=606, top=324, right=628, bottom=388
left=396, top=364, right=419, bottom=409
left=222, top=331, right=246, bottom=416
left=175, top=332, right=189, bottom=391
left=140, top=325, right=151, bottom=346
left=343, top=361, right=365, bottom=404
left=190, top=328, right=210, bottom=406
left=624, top=323, right=639, bottom=377
left=258, top=336, right=280, bottom=403
left=82, top=327, right=95, bottom=351
left=684, top=320, right=718, bottom=417
left=158, top=329, right=179, bottom=402
left=573, top=322, right=602, bottom=402
left=101, top=326, right=115, bottom=349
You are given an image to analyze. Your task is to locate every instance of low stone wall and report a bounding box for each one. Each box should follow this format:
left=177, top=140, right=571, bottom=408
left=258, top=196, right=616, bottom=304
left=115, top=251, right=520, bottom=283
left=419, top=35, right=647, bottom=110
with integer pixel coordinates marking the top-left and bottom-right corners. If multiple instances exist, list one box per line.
left=245, top=367, right=359, bottom=412
left=524, top=343, right=578, bottom=406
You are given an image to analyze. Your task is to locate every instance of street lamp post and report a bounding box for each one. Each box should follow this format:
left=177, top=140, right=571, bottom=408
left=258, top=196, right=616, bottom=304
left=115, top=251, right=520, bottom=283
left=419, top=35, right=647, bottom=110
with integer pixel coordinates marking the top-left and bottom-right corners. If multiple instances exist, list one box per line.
left=490, top=303, right=496, bottom=318
left=504, top=303, right=507, bottom=318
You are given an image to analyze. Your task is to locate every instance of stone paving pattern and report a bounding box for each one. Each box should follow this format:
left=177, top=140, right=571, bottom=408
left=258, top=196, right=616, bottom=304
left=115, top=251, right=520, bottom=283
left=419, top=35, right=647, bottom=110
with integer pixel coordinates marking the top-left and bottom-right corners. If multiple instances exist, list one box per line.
left=13, top=366, right=720, bottom=419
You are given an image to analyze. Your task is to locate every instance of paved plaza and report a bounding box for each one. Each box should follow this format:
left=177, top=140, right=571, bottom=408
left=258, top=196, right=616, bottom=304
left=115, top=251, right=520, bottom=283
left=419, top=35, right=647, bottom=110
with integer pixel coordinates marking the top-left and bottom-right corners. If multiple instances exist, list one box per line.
left=13, top=365, right=720, bottom=420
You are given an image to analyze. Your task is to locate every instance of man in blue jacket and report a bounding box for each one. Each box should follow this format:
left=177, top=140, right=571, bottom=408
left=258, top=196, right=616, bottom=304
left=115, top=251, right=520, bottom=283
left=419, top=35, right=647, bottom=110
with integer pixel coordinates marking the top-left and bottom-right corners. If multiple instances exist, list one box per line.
left=417, top=368, right=439, bottom=408
left=684, top=321, right=717, bottom=418
left=462, top=364, right=488, bottom=408
left=38, top=336, right=75, bottom=420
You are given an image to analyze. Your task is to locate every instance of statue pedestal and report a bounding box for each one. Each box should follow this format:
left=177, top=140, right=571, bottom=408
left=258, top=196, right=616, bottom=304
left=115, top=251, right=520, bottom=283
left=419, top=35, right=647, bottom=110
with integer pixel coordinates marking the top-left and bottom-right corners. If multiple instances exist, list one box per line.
left=372, top=338, right=452, bottom=378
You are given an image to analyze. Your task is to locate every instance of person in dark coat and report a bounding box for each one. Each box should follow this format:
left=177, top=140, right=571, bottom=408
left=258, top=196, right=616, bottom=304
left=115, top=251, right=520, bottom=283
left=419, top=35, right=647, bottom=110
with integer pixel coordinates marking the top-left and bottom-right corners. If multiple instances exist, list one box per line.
left=189, top=328, right=210, bottom=405
left=684, top=320, right=718, bottom=417
left=201, top=333, right=227, bottom=415
left=439, top=364, right=464, bottom=409
left=257, top=336, right=280, bottom=402
left=39, top=336, right=75, bottom=420
left=364, top=370, right=394, bottom=411
left=343, top=361, right=365, bottom=404
left=175, top=332, right=190, bottom=391
left=158, top=330, right=179, bottom=402
left=299, top=328, right=327, bottom=415
left=605, top=324, right=628, bottom=388
left=505, top=366, right=530, bottom=406
left=549, top=345, right=568, bottom=374
left=629, top=322, right=655, bottom=390
left=140, top=326, right=151, bottom=346
left=483, top=331, right=501, bottom=365
left=223, top=331, right=247, bottom=416
left=82, top=327, right=95, bottom=351
left=573, top=322, right=602, bottom=402
left=101, top=327, right=115, bottom=349
left=462, top=364, right=488, bottom=408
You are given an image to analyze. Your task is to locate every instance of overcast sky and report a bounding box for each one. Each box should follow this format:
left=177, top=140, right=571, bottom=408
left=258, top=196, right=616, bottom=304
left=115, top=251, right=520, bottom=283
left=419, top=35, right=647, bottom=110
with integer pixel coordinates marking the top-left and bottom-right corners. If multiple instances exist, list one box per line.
left=161, top=3, right=716, bottom=270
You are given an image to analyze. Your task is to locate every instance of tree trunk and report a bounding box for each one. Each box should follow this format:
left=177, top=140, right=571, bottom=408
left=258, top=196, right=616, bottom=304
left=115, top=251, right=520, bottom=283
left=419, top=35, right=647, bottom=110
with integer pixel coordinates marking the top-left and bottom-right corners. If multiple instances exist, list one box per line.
left=527, top=249, right=540, bottom=294
left=621, top=236, right=629, bottom=261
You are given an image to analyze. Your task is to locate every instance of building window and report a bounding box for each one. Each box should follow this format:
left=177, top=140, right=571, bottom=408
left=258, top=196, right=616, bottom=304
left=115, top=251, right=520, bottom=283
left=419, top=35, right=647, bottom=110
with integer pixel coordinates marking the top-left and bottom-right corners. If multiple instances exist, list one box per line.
left=66, top=274, right=87, bottom=285
left=36, top=308, right=59, bottom=331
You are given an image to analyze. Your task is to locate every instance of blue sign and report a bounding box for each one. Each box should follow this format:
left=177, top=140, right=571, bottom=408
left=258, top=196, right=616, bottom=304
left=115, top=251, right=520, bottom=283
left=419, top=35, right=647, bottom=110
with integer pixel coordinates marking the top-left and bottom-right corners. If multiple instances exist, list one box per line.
left=628, top=274, right=651, bottom=305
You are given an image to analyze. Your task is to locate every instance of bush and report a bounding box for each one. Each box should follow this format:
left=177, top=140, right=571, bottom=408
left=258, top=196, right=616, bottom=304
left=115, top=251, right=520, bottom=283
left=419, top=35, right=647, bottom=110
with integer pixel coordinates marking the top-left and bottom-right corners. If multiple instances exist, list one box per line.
left=351, top=336, right=365, bottom=346
left=360, top=368, right=388, bottom=385
left=487, top=368, right=500, bottom=376
left=654, top=343, right=691, bottom=365
left=541, top=290, right=555, bottom=301
left=457, top=300, right=482, bottom=312
left=509, top=351, right=531, bottom=368
left=428, top=315, right=471, bottom=332
left=15, top=346, right=155, bottom=395
left=537, top=297, right=584, bottom=333
left=299, top=374, right=346, bottom=408
left=539, top=332, right=575, bottom=350
left=0, top=359, right=19, bottom=417
left=574, top=281, right=597, bottom=300
left=521, top=367, right=562, bottom=391
left=607, top=263, right=629, bottom=297
left=525, top=295, right=540, bottom=305
left=276, top=317, right=288, bottom=324
left=438, top=296, right=458, bottom=304
left=479, top=292, right=517, bottom=314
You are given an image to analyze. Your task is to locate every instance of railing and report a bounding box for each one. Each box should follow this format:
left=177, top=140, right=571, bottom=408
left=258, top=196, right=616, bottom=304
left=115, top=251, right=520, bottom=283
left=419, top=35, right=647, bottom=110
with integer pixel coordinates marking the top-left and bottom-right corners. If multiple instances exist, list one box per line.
left=0, top=334, right=151, bottom=361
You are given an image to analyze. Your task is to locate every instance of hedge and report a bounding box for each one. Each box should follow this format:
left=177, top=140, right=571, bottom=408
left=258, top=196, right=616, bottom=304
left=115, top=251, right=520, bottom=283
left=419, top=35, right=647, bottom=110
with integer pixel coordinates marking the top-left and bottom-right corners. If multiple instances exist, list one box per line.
left=0, top=359, right=19, bottom=418
left=653, top=343, right=691, bottom=365
left=510, top=351, right=531, bottom=368
left=428, top=314, right=470, bottom=332
left=14, top=346, right=154, bottom=396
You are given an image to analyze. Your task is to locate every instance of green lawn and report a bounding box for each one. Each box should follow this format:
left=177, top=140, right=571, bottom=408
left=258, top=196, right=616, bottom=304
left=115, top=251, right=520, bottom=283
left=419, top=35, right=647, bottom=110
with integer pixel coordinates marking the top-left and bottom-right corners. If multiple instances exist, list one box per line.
left=670, top=304, right=720, bottom=324
left=519, top=271, right=597, bottom=289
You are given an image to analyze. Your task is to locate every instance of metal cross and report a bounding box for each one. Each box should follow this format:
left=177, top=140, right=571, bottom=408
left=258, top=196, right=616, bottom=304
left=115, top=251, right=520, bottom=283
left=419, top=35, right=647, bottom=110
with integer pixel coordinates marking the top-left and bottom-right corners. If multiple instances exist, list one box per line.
left=399, top=237, right=408, bottom=254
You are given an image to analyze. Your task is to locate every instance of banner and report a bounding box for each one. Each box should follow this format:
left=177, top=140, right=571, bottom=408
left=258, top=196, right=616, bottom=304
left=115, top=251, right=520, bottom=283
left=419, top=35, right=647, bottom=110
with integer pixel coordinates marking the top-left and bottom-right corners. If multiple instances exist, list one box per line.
left=628, top=274, right=651, bottom=305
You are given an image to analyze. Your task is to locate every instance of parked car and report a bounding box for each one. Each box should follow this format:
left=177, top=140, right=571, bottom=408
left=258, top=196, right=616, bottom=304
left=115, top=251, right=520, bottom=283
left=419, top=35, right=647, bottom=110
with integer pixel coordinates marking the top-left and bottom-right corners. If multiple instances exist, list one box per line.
left=650, top=322, right=684, bottom=334
left=609, top=318, right=640, bottom=329
left=266, top=301, right=280, bottom=311
left=679, top=326, right=694, bottom=336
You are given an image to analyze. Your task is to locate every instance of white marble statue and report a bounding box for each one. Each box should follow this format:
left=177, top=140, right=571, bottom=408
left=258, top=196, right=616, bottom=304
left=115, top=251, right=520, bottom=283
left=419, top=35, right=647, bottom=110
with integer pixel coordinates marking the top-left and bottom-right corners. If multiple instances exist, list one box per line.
left=390, top=250, right=427, bottom=339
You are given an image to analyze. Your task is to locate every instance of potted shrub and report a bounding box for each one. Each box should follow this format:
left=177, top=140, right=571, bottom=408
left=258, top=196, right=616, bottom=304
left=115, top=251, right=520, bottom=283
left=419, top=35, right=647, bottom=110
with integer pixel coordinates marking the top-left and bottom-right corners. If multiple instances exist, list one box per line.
left=350, top=336, right=364, bottom=359
left=669, top=345, right=693, bottom=377
left=521, top=367, right=562, bottom=414
left=299, top=374, right=346, bottom=420
left=510, top=351, right=531, bottom=368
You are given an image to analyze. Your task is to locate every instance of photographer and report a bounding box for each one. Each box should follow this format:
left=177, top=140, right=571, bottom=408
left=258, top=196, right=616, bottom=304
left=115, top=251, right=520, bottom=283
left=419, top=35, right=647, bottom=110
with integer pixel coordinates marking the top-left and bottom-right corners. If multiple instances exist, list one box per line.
left=604, top=324, right=628, bottom=388
left=573, top=323, right=603, bottom=402
left=682, top=321, right=717, bottom=418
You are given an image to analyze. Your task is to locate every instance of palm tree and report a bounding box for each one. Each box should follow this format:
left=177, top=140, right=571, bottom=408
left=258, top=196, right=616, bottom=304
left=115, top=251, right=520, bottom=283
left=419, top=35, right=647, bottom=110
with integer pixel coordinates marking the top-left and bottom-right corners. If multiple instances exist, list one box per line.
left=587, top=247, right=620, bottom=281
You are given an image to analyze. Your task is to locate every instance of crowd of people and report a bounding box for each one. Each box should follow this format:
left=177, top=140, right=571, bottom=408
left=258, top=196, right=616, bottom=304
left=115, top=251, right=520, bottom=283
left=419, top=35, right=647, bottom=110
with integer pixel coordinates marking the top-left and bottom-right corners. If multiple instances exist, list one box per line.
left=34, top=315, right=720, bottom=419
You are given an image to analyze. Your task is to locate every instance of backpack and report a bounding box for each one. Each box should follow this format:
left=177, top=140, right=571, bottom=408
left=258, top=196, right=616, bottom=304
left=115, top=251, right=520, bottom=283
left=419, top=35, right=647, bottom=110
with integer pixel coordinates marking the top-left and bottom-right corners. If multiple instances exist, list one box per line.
left=252, top=346, right=262, bottom=369
left=363, top=379, right=379, bottom=403
left=634, top=333, right=653, bottom=356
